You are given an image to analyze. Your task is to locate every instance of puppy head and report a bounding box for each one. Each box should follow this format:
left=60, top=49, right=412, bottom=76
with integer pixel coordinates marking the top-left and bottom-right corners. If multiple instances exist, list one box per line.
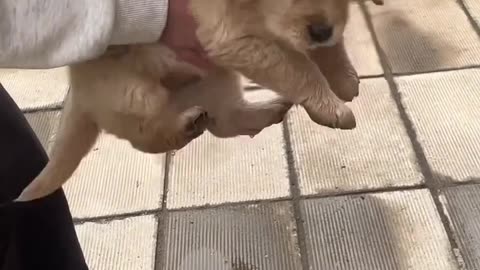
left=263, top=0, right=383, bottom=50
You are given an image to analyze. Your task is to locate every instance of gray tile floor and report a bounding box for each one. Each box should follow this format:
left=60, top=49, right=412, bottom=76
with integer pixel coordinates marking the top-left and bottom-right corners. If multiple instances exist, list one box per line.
left=2, top=0, right=480, bottom=269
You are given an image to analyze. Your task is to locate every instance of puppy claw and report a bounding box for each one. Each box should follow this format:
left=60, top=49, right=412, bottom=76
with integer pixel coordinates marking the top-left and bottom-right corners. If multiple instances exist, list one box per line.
left=335, top=105, right=356, bottom=129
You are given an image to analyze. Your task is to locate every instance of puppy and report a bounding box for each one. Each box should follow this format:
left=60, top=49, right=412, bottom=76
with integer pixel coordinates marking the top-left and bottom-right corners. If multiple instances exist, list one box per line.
left=17, top=0, right=384, bottom=202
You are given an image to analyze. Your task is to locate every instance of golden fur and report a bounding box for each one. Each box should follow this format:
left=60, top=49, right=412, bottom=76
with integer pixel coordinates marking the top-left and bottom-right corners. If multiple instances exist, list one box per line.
left=17, top=0, right=384, bottom=201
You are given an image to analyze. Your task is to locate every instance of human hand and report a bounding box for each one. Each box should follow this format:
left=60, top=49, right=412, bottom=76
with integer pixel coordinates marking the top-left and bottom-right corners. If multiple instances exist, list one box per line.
left=160, top=0, right=214, bottom=70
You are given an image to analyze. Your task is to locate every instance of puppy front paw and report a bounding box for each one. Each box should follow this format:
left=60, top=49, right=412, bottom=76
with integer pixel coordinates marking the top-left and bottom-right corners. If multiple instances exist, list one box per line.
left=328, top=67, right=360, bottom=102
left=309, top=42, right=360, bottom=102
left=303, top=91, right=356, bottom=129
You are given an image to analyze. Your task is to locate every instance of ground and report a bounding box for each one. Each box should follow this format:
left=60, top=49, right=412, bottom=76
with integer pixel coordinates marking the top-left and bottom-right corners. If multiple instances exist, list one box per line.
left=1, top=0, right=480, bottom=269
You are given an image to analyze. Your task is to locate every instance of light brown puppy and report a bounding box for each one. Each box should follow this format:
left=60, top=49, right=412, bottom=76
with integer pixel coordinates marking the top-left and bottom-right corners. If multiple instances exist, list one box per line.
left=17, top=0, right=384, bottom=202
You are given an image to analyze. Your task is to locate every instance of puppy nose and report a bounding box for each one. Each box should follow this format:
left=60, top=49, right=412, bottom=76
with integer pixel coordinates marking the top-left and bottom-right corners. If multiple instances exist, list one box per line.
left=308, top=24, right=334, bottom=43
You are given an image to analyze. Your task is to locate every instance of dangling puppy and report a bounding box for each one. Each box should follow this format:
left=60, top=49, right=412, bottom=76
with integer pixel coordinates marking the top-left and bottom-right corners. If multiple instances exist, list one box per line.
left=17, top=0, right=384, bottom=202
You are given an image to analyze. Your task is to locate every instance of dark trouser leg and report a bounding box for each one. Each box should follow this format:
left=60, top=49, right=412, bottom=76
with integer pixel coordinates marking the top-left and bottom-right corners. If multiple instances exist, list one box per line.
left=0, top=85, right=89, bottom=270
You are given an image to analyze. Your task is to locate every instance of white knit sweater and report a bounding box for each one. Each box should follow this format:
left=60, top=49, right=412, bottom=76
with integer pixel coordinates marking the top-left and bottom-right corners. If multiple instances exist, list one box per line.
left=0, top=0, right=168, bottom=69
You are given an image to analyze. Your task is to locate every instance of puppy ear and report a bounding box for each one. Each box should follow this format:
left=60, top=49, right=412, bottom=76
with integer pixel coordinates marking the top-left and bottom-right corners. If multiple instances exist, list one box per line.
left=371, top=0, right=384, bottom=5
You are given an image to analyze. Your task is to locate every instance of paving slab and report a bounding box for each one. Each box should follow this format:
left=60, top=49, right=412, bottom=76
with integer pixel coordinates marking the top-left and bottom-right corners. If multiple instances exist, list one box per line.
left=0, top=67, right=70, bottom=110
left=441, top=184, right=480, bottom=270
left=464, top=0, right=480, bottom=27
left=75, top=215, right=157, bottom=270
left=344, top=3, right=383, bottom=77
left=167, top=125, right=290, bottom=209
left=161, top=202, right=302, bottom=270
left=24, top=110, right=62, bottom=152
left=64, top=133, right=165, bottom=218
left=287, top=77, right=422, bottom=196
left=301, top=189, right=458, bottom=270
left=397, top=69, right=480, bottom=184
left=366, top=0, right=480, bottom=74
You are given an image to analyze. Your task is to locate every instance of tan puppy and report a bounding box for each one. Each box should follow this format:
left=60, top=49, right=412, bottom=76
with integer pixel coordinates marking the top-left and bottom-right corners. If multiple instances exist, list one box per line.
left=17, top=0, right=384, bottom=202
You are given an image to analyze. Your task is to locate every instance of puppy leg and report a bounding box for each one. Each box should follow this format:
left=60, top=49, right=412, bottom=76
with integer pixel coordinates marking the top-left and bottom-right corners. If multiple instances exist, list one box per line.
left=230, top=98, right=292, bottom=137
left=16, top=98, right=99, bottom=201
left=213, top=38, right=355, bottom=129
left=207, top=96, right=291, bottom=138
left=172, top=69, right=292, bottom=137
left=209, top=76, right=292, bottom=137
left=309, top=40, right=360, bottom=102
left=231, top=87, right=292, bottom=137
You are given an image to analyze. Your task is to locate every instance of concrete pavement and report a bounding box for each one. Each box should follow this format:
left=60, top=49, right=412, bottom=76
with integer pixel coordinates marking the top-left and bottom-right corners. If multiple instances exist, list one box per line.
left=1, top=0, right=480, bottom=269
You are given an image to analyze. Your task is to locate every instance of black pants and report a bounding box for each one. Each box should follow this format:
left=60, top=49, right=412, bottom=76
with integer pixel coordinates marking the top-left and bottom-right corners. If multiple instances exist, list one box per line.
left=0, top=85, right=89, bottom=270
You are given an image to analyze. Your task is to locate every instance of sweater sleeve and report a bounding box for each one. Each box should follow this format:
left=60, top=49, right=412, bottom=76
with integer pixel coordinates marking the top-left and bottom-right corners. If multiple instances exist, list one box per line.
left=0, top=0, right=168, bottom=69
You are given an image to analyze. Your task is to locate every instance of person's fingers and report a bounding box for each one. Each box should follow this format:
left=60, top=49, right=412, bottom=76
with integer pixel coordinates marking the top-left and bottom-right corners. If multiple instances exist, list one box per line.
left=160, top=0, right=213, bottom=70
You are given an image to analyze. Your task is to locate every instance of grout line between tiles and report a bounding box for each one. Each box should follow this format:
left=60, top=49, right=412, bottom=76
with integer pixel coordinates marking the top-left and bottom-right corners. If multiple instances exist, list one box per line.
left=457, top=0, right=480, bottom=38
left=358, top=2, right=464, bottom=268
left=153, top=152, right=172, bottom=270
left=15, top=64, right=480, bottom=114
left=442, top=179, right=480, bottom=189
left=167, top=184, right=429, bottom=214
left=71, top=180, right=480, bottom=225
left=282, top=115, right=311, bottom=270
left=244, top=66, right=480, bottom=91
left=167, top=196, right=292, bottom=213
left=22, top=104, right=64, bottom=114
left=393, top=65, right=480, bottom=77
left=74, top=184, right=428, bottom=224
left=72, top=209, right=160, bottom=225
left=300, top=184, right=427, bottom=201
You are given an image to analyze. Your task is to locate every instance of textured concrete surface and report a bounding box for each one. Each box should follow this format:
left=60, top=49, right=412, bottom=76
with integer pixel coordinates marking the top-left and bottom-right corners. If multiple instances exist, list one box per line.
left=302, top=189, right=458, bottom=270
left=287, top=78, right=422, bottom=196
left=24, top=110, right=62, bottom=152
left=75, top=215, right=157, bottom=270
left=397, top=69, right=480, bottom=184
left=464, top=0, right=480, bottom=27
left=441, top=185, right=480, bottom=270
left=167, top=125, right=290, bottom=209
left=367, top=0, right=480, bottom=74
left=0, top=67, right=69, bottom=110
left=64, top=133, right=165, bottom=218
left=344, top=3, right=383, bottom=77
left=2, top=0, right=480, bottom=269
left=162, top=202, right=301, bottom=270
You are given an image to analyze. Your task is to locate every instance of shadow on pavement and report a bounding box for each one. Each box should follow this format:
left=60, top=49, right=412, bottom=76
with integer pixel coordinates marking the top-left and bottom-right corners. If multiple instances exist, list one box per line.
left=374, top=11, right=459, bottom=74
left=302, top=195, right=405, bottom=269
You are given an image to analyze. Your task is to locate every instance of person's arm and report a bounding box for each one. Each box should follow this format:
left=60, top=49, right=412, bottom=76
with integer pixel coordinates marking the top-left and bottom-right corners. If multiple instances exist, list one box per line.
left=0, top=0, right=168, bottom=69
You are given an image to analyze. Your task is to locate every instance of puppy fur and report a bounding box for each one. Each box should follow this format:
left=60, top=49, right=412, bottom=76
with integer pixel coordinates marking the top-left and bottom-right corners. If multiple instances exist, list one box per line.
left=17, top=0, right=383, bottom=202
